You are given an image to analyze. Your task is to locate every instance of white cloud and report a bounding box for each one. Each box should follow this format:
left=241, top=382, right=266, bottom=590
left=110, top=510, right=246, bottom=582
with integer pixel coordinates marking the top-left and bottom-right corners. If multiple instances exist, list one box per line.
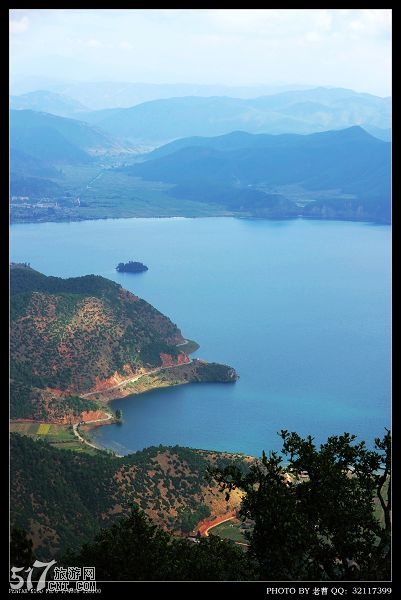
left=86, top=38, right=102, bottom=48
left=347, top=9, right=391, bottom=38
left=304, top=32, right=323, bottom=43
left=10, top=15, right=29, bottom=34
left=119, top=40, right=133, bottom=51
left=9, top=8, right=392, bottom=96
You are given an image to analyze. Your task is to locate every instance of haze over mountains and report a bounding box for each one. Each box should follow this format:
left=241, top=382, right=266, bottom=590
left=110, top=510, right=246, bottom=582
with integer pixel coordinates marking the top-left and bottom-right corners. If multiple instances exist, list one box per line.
left=83, top=87, right=390, bottom=144
left=11, top=85, right=390, bottom=143
left=10, top=80, right=316, bottom=109
left=10, top=109, right=134, bottom=198
left=10, top=90, right=90, bottom=118
left=10, top=109, right=129, bottom=161
left=9, top=83, right=391, bottom=224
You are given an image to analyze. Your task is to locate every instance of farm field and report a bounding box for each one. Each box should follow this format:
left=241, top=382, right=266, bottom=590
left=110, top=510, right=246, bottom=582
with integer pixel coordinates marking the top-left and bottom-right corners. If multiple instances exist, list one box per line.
left=10, top=421, right=99, bottom=455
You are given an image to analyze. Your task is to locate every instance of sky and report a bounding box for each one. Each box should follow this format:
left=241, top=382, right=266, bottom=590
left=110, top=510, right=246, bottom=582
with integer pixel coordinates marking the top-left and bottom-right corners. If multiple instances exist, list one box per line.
left=9, top=8, right=391, bottom=97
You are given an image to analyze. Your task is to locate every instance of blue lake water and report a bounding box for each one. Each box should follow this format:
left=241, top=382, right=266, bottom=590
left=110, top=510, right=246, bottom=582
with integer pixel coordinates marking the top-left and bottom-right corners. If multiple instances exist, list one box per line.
left=10, top=217, right=391, bottom=456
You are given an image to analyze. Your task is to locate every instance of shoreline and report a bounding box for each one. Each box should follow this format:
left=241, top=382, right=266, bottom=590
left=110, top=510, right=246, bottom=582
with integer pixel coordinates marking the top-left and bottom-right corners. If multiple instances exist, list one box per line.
left=76, top=340, right=240, bottom=454
left=81, top=356, right=238, bottom=454
left=10, top=341, right=237, bottom=458
left=81, top=362, right=191, bottom=402
left=10, top=214, right=391, bottom=227
left=72, top=415, right=125, bottom=457
left=81, top=339, right=199, bottom=403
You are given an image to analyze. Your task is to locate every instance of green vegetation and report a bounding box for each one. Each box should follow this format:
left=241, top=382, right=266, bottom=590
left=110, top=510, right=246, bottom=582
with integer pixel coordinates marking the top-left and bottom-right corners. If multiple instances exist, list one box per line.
left=192, top=361, right=238, bottom=382
left=10, top=91, right=390, bottom=225
left=10, top=265, right=237, bottom=418
left=10, top=380, right=100, bottom=420
left=63, top=507, right=253, bottom=581
left=10, top=266, right=186, bottom=401
left=10, top=265, right=120, bottom=297
left=116, top=261, right=148, bottom=273
left=10, top=434, right=247, bottom=559
left=10, top=528, right=37, bottom=571
left=177, top=339, right=199, bottom=354
left=129, top=127, right=390, bottom=223
left=115, top=360, right=237, bottom=399
left=9, top=422, right=99, bottom=455
left=11, top=430, right=390, bottom=580
left=210, top=521, right=248, bottom=544
left=10, top=162, right=228, bottom=224
left=179, top=505, right=211, bottom=533
left=210, top=430, right=391, bottom=580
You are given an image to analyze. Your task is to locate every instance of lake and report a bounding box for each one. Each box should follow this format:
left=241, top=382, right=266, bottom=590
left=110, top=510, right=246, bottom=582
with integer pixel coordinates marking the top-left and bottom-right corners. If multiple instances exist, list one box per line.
left=10, top=217, right=391, bottom=457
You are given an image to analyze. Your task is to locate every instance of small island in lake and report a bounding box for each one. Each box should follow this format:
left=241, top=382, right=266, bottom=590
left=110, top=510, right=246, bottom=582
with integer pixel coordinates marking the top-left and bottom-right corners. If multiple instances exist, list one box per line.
left=116, top=261, right=148, bottom=273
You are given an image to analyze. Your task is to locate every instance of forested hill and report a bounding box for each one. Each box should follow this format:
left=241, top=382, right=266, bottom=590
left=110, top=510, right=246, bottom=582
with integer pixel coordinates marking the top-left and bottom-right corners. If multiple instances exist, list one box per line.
left=127, top=126, right=390, bottom=223
left=10, top=264, right=185, bottom=397
left=10, top=433, right=247, bottom=559
left=10, top=264, right=237, bottom=421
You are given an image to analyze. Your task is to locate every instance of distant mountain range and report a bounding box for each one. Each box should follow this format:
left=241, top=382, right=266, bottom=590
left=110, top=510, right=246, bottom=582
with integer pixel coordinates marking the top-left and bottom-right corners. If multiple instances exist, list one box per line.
left=11, top=79, right=314, bottom=109
left=79, top=87, right=390, bottom=144
left=10, top=90, right=89, bottom=118
left=10, top=86, right=390, bottom=145
left=126, top=127, right=390, bottom=222
left=9, top=86, right=391, bottom=224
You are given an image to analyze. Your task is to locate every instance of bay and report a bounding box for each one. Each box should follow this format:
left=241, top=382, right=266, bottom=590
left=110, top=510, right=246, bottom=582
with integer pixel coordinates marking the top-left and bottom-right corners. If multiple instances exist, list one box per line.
left=10, top=217, right=391, bottom=456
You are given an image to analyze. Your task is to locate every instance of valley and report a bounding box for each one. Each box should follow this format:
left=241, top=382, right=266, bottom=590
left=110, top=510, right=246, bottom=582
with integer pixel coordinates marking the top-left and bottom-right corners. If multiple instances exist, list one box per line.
left=10, top=86, right=391, bottom=226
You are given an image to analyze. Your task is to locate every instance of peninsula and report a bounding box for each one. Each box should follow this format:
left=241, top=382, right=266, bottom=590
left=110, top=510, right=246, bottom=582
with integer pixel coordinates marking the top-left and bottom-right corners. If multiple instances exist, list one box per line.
left=10, top=263, right=242, bottom=559
left=10, top=264, right=237, bottom=424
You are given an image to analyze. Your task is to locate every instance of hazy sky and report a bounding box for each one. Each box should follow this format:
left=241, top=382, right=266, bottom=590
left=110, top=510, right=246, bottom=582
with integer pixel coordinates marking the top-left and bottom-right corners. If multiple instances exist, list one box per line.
left=10, top=8, right=391, bottom=96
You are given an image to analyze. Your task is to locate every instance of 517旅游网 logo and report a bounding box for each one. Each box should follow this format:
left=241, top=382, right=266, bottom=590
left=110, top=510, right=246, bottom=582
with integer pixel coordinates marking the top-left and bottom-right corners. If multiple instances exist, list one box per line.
left=10, top=561, right=99, bottom=593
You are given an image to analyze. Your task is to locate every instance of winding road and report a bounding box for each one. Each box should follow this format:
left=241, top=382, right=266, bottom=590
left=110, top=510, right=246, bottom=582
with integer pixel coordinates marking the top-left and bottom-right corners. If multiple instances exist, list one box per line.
left=81, top=359, right=192, bottom=399
left=72, top=414, right=124, bottom=456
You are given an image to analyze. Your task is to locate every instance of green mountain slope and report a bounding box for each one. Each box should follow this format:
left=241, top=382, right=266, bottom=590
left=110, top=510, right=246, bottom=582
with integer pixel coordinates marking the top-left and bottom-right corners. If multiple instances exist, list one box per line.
left=127, top=127, right=390, bottom=223
left=10, top=264, right=237, bottom=419
left=10, top=109, right=132, bottom=162
left=10, top=147, right=60, bottom=179
left=10, top=265, right=185, bottom=396
left=10, top=434, right=247, bottom=558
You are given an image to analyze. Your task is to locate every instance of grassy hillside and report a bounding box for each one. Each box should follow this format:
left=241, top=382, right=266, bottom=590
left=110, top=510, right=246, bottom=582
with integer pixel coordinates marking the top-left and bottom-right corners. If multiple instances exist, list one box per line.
left=10, top=433, right=248, bottom=558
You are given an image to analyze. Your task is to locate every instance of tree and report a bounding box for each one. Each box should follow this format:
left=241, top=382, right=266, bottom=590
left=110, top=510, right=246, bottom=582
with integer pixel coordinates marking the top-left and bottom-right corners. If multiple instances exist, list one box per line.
left=10, top=527, right=36, bottom=570
left=210, top=430, right=391, bottom=581
left=64, top=505, right=253, bottom=580
left=115, top=409, right=122, bottom=423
